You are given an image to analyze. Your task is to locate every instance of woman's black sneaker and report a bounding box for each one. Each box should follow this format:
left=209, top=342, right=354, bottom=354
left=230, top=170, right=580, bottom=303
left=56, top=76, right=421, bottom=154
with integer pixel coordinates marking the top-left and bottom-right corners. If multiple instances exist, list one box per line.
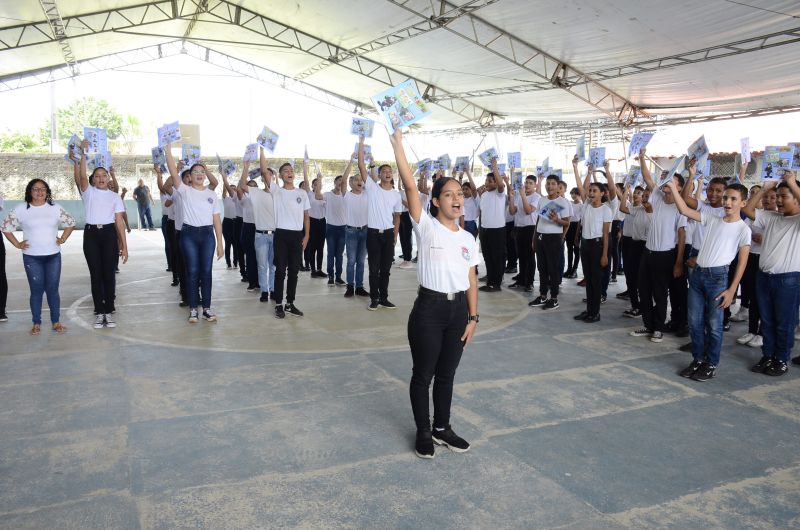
left=679, top=360, right=703, bottom=378
left=285, top=303, right=304, bottom=317
left=750, top=356, right=773, bottom=373
left=765, top=359, right=788, bottom=376
left=431, top=425, right=470, bottom=453
left=690, top=362, right=716, bottom=381
left=275, top=305, right=286, bottom=319
left=542, top=298, right=559, bottom=310
left=528, top=296, right=547, bottom=307
left=415, top=429, right=435, bottom=459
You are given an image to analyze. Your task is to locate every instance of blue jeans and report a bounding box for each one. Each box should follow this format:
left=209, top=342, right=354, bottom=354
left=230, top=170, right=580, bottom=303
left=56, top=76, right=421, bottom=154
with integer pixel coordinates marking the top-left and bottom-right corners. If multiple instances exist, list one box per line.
left=345, top=226, right=367, bottom=288
left=463, top=220, right=478, bottom=238
left=688, top=265, right=729, bottom=366
left=181, top=224, right=215, bottom=309
left=137, top=203, right=154, bottom=229
left=757, top=271, right=800, bottom=363
left=326, top=224, right=346, bottom=280
left=23, top=253, right=61, bottom=325
left=254, top=232, right=276, bottom=293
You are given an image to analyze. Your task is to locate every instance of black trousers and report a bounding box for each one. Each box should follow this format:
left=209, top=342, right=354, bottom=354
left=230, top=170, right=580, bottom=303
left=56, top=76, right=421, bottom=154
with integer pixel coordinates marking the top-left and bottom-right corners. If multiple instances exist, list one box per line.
left=83, top=225, right=118, bottom=315
left=367, top=228, right=394, bottom=301
left=638, top=248, right=675, bottom=332
left=536, top=232, right=563, bottom=298
left=175, top=230, right=187, bottom=302
left=399, top=211, right=413, bottom=261
left=505, top=221, right=517, bottom=268
left=161, top=215, right=172, bottom=271
left=408, top=292, right=467, bottom=431
left=241, top=222, right=257, bottom=287
left=233, top=216, right=244, bottom=276
left=610, top=220, right=622, bottom=277
left=0, top=237, right=7, bottom=315
left=622, top=237, right=645, bottom=310
left=273, top=228, right=303, bottom=304
left=669, top=244, right=689, bottom=328
left=479, top=226, right=506, bottom=287
left=581, top=238, right=604, bottom=316
left=515, top=225, right=536, bottom=287
left=743, top=253, right=762, bottom=334
left=166, top=219, right=178, bottom=283
left=724, top=254, right=740, bottom=325
left=304, top=217, right=326, bottom=271
left=566, top=221, right=580, bottom=272
left=222, top=217, right=235, bottom=267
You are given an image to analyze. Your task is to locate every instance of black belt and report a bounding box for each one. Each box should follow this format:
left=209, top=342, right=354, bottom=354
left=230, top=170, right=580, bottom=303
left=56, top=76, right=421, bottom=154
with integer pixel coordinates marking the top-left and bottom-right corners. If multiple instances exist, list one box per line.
left=368, top=227, right=393, bottom=234
left=256, top=229, right=274, bottom=234
left=347, top=225, right=367, bottom=230
left=418, top=286, right=466, bottom=301
left=583, top=237, right=602, bottom=242
left=85, top=223, right=114, bottom=230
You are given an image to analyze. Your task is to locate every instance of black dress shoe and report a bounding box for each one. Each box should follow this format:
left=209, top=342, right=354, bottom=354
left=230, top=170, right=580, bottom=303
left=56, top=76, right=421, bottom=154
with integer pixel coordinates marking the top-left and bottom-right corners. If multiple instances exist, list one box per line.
left=574, top=311, right=589, bottom=320
left=583, top=314, right=601, bottom=323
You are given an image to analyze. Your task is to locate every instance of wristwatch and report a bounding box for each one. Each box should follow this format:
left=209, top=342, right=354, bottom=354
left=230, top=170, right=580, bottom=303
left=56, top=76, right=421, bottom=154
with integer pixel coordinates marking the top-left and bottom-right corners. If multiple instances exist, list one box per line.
left=468, top=314, right=479, bottom=323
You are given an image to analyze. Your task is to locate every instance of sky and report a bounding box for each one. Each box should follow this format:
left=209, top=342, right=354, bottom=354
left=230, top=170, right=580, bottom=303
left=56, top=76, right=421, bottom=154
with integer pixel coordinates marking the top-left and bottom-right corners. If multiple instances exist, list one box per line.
left=1, top=53, right=798, bottom=176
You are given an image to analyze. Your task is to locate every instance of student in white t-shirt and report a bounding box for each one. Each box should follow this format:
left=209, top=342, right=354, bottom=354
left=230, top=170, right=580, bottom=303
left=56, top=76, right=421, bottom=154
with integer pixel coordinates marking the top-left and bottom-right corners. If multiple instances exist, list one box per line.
left=618, top=184, right=650, bottom=318
left=461, top=170, right=480, bottom=238
left=263, top=150, right=311, bottom=319
left=389, top=128, right=479, bottom=460
left=239, top=156, right=277, bottom=302
left=1, top=179, right=76, bottom=334
left=565, top=186, right=583, bottom=279
left=164, top=144, right=223, bottom=323
left=72, top=139, right=128, bottom=330
left=669, top=178, right=751, bottom=382
left=324, top=159, right=353, bottom=284
left=304, top=169, right=328, bottom=279
left=221, top=182, right=238, bottom=269
left=742, top=171, right=800, bottom=375
left=529, top=173, right=571, bottom=310
left=507, top=175, right=539, bottom=292
left=476, top=158, right=507, bottom=292
left=357, top=136, right=402, bottom=310
left=343, top=169, right=370, bottom=298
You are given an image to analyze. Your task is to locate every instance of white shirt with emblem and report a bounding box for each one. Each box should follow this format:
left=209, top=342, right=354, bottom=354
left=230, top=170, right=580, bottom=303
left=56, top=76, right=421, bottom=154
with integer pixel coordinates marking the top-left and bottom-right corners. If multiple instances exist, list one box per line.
left=82, top=185, right=124, bottom=225
left=753, top=210, right=800, bottom=274
left=175, top=185, right=220, bottom=228
left=270, top=183, right=310, bottom=231
left=412, top=213, right=480, bottom=293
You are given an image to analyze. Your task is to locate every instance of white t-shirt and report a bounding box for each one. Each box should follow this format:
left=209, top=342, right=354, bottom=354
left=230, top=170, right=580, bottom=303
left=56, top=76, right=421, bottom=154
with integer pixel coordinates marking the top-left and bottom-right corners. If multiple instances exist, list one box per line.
left=222, top=196, right=237, bottom=219
left=1, top=202, right=76, bottom=256
left=581, top=202, right=613, bottom=239
left=504, top=206, right=514, bottom=224
left=420, top=192, right=431, bottom=216
left=463, top=196, right=479, bottom=222
left=645, top=189, right=687, bottom=251
left=324, top=192, right=347, bottom=226
left=696, top=213, right=751, bottom=268
left=246, top=189, right=276, bottom=231
left=745, top=217, right=762, bottom=255
left=364, top=177, right=401, bottom=230
left=571, top=202, right=584, bottom=223
left=234, top=195, right=244, bottom=217
left=241, top=186, right=256, bottom=223
left=479, top=189, right=507, bottom=229
left=271, top=183, right=310, bottom=231
left=753, top=210, right=800, bottom=274
left=308, top=191, right=326, bottom=220
left=399, top=189, right=409, bottom=213
left=412, top=213, right=480, bottom=293
left=536, top=196, right=571, bottom=234
left=173, top=189, right=184, bottom=230
left=564, top=199, right=575, bottom=221
left=161, top=191, right=174, bottom=218
left=624, top=206, right=650, bottom=241
left=513, top=193, right=539, bottom=227
left=345, top=191, right=368, bottom=227
left=691, top=202, right=725, bottom=251
left=175, top=185, right=220, bottom=228
left=82, top=185, right=124, bottom=225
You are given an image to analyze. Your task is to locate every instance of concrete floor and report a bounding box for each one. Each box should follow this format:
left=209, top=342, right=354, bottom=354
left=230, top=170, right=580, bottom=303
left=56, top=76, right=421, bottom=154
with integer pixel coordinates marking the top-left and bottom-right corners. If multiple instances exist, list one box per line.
left=1, top=230, right=799, bottom=529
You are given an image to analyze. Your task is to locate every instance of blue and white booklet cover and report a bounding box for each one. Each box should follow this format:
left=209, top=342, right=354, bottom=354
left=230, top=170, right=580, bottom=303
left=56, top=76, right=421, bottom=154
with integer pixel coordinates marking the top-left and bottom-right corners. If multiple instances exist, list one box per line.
left=248, top=167, right=262, bottom=180
left=762, top=146, right=795, bottom=181
left=65, top=134, right=82, bottom=164
left=695, top=158, right=712, bottom=179
left=686, top=135, right=709, bottom=164
left=512, top=171, right=523, bottom=190
left=625, top=165, right=642, bottom=188
left=437, top=154, right=451, bottom=170
left=551, top=169, right=563, bottom=179
left=628, top=132, right=653, bottom=158
left=350, top=117, right=375, bottom=138
left=576, top=137, right=586, bottom=161
left=181, top=144, right=201, bottom=166
left=658, top=156, right=685, bottom=188
left=370, top=79, right=432, bottom=133
left=740, top=137, right=751, bottom=164
left=83, top=127, right=107, bottom=153
left=216, top=154, right=236, bottom=178
left=417, top=159, right=434, bottom=173
left=243, top=143, right=258, bottom=162
left=478, top=147, right=499, bottom=167
left=151, top=147, right=167, bottom=173
left=157, top=121, right=181, bottom=147
left=541, top=157, right=550, bottom=174
left=540, top=200, right=565, bottom=218
left=790, top=143, right=800, bottom=170
left=507, top=152, right=522, bottom=168
left=453, top=156, right=470, bottom=172
left=95, top=151, right=112, bottom=170
left=496, top=163, right=507, bottom=176
left=353, top=143, right=373, bottom=161
left=588, top=147, right=605, bottom=168
left=257, top=126, right=279, bottom=152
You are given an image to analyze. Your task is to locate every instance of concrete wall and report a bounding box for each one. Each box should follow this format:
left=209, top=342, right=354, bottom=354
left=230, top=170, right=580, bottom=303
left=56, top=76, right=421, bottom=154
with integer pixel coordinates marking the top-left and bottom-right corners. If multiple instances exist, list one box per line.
left=1, top=199, right=171, bottom=229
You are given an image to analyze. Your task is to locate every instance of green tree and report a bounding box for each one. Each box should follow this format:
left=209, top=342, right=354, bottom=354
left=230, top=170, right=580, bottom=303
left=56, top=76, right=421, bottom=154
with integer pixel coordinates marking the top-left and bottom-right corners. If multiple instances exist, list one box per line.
left=0, top=131, right=47, bottom=153
left=40, top=97, right=125, bottom=148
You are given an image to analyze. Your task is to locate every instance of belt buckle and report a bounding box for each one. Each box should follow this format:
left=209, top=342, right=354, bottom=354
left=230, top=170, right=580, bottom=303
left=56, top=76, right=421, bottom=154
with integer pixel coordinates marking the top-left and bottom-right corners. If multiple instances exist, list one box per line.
left=95, top=224, right=103, bottom=229
left=446, top=292, right=455, bottom=301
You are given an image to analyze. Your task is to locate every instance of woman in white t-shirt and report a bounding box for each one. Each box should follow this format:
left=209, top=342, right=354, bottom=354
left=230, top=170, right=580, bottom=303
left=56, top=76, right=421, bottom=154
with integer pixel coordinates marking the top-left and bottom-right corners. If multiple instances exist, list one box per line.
left=2, top=179, right=76, bottom=334
left=72, top=140, right=128, bottom=329
left=165, top=144, right=223, bottom=323
left=565, top=187, right=583, bottom=279
left=388, top=129, right=479, bottom=460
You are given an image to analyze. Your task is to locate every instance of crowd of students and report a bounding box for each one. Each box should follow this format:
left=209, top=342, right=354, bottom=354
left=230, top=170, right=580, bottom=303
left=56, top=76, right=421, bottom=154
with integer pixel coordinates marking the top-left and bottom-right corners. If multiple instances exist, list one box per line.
left=1, top=131, right=800, bottom=457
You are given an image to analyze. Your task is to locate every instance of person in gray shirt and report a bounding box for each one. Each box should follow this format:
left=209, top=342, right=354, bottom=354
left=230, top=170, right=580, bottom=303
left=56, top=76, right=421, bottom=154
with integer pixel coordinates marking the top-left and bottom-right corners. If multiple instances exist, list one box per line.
left=132, top=179, right=156, bottom=230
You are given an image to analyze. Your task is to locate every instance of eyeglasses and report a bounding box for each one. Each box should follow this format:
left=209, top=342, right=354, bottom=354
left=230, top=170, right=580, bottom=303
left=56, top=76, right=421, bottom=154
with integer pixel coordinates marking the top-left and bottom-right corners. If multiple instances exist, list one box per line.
left=31, top=187, right=47, bottom=192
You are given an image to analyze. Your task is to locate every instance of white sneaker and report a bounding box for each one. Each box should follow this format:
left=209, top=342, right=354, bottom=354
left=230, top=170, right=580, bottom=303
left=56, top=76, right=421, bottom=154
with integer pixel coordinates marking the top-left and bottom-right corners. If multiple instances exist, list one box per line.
left=104, top=313, right=116, bottom=328
left=93, top=314, right=105, bottom=329
left=746, top=334, right=763, bottom=348
left=188, top=309, right=199, bottom=323
left=398, top=260, right=414, bottom=269
left=730, top=308, right=749, bottom=322
left=736, top=332, right=755, bottom=345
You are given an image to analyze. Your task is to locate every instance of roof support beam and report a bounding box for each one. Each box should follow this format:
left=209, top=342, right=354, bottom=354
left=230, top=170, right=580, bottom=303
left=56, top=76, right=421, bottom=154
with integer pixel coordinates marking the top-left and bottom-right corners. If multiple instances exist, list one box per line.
left=37, top=0, right=78, bottom=76
left=383, top=0, right=647, bottom=126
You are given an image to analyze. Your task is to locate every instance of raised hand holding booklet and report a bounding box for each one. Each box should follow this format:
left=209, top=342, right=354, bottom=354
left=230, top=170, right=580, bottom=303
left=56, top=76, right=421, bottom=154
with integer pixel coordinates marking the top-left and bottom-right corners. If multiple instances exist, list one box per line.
left=478, top=148, right=499, bottom=167
left=625, top=165, right=642, bottom=188
left=417, top=159, right=433, bottom=173
left=453, top=156, right=470, bottom=172
left=695, top=159, right=712, bottom=179
left=151, top=147, right=167, bottom=172
left=83, top=127, right=108, bottom=154
left=507, top=152, right=522, bottom=168
left=686, top=135, right=709, bottom=164
left=95, top=151, right=112, bottom=171
left=496, top=163, right=507, bottom=176
left=157, top=122, right=181, bottom=147
left=541, top=157, right=550, bottom=174
left=248, top=167, right=262, bottom=180
left=588, top=147, right=605, bottom=168
left=181, top=144, right=201, bottom=166
left=216, top=153, right=236, bottom=178
left=628, top=132, right=654, bottom=158
left=257, top=126, right=279, bottom=152
left=65, top=134, right=83, bottom=164
left=350, top=117, right=375, bottom=138
left=762, top=146, right=795, bottom=181
left=370, top=79, right=432, bottom=133
left=243, top=143, right=258, bottom=162
left=437, top=154, right=451, bottom=170
left=354, top=142, right=373, bottom=162
left=658, top=156, right=685, bottom=188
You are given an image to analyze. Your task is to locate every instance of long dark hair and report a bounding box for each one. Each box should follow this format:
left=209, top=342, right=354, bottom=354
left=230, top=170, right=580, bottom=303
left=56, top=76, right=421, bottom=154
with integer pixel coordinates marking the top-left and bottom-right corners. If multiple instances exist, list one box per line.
left=429, top=176, right=457, bottom=218
left=24, top=178, right=53, bottom=208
